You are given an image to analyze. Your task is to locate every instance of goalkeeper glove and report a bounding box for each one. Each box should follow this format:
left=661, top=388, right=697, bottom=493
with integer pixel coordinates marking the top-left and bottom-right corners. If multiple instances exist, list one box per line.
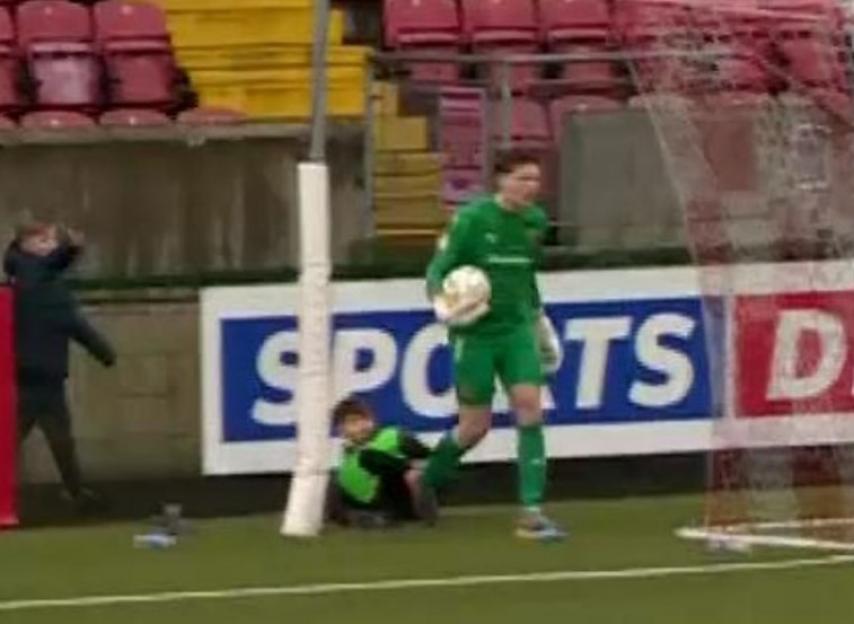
left=433, top=293, right=490, bottom=327
left=536, top=312, right=563, bottom=374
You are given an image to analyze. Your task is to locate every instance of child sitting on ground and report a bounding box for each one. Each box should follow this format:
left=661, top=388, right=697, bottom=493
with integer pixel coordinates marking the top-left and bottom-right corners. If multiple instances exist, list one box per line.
left=329, top=397, right=438, bottom=528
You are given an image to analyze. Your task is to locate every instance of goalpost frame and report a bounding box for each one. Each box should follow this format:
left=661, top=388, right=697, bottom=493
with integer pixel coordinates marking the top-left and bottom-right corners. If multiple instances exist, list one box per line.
left=281, top=0, right=334, bottom=538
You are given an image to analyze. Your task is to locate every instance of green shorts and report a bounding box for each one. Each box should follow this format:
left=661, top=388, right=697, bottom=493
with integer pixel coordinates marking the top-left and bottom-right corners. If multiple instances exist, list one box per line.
left=451, top=323, right=543, bottom=406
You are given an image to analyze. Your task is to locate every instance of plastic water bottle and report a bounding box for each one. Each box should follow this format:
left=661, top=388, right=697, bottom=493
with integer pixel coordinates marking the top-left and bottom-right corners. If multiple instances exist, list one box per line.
left=133, top=531, right=177, bottom=550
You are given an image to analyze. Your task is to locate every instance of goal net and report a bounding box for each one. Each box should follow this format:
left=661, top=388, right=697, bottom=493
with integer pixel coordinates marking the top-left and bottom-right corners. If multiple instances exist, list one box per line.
left=623, top=0, right=854, bottom=551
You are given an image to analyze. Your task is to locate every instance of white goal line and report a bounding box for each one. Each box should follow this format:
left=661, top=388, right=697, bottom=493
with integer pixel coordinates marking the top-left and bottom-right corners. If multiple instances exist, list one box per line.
left=677, top=517, right=854, bottom=552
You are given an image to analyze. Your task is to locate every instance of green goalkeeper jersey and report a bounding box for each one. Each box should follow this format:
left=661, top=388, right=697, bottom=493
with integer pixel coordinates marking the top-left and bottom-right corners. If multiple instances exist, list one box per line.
left=426, top=195, right=548, bottom=337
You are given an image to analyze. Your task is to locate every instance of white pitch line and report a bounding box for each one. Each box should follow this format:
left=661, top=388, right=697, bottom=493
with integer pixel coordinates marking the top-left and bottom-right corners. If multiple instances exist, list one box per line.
left=3, top=555, right=854, bottom=612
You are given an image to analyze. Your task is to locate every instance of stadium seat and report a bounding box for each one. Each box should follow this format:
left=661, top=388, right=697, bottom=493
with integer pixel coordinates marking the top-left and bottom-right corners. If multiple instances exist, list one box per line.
left=0, top=114, right=15, bottom=129
left=95, top=1, right=177, bottom=109
left=442, top=167, right=484, bottom=204
left=94, top=0, right=170, bottom=44
left=384, top=0, right=459, bottom=47
left=17, top=1, right=101, bottom=110
left=17, top=0, right=93, bottom=46
left=539, top=0, right=612, bottom=44
left=554, top=44, right=625, bottom=94
left=0, top=7, right=22, bottom=112
left=437, top=87, right=486, bottom=204
left=776, top=37, right=846, bottom=89
left=99, top=107, right=170, bottom=126
left=614, top=0, right=691, bottom=43
left=384, top=0, right=461, bottom=83
left=492, top=97, right=551, bottom=146
left=713, top=52, right=771, bottom=92
left=439, top=86, right=486, bottom=169
left=460, top=0, right=538, bottom=43
left=176, top=106, right=245, bottom=125
left=20, top=109, right=95, bottom=128
left=460, top=0, right=541, bottom=90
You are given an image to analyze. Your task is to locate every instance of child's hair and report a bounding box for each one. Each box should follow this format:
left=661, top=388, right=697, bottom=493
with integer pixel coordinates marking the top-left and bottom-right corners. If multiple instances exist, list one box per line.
left=15, top=220, right=52, bottom=242
left=332, top=396, right=374, bottom=427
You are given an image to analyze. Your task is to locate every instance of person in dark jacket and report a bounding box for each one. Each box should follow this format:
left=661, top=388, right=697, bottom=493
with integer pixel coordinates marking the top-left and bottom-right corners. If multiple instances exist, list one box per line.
left=5, top=222, right=116, bottom=513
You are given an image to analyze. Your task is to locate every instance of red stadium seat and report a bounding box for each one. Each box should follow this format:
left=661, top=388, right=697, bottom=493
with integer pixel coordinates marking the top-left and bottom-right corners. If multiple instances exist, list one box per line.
left=94, top=0, right=170, bottom=44
left=439, top=86, right=486, bottom=169
left=492, top=97, right=551, bottom=146
left=17, top=1, right=101, bottom=110
left=95, top=1, right=177, bottom=109
left=776, top=37, right=846, bottom=88
left=549, top=94, right=621, bottom=139
left=102, top=46, right=177, bottom=108
left=17, top=0, right=93, bottom=46
left=614, top=0, right=692, bottom=43
left=384, top=0, right=459, bottom=47
left=438, top=87, right=487, bottom=204
left=384, top=0, right=461, bottom=83
left=554, top=44, right=624, bottom=93
left=0, top=8, right=22, bottom=112
left=460, top=0, right=538, bottom=43
left=20, top=109, right=94, bottom=128
left=99, top=107, right=170, bottom=126
left=461, top=0, right=541, bottom=91
left=539, top=0, right=612, bottom=44
left=176, top=106, right=245, bottom=125
left=26, top=50, right=101, bottom=110
left=442, top=168, right=484, bottom=204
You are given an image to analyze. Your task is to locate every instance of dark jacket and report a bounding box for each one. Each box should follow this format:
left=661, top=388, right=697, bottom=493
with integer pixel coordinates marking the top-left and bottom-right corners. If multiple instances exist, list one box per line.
left=4, top=235, right=115, bottom=381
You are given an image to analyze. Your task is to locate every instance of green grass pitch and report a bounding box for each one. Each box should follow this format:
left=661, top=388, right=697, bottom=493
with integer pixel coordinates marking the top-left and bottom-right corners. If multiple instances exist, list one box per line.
left=2, top=494, right=854, bottom=623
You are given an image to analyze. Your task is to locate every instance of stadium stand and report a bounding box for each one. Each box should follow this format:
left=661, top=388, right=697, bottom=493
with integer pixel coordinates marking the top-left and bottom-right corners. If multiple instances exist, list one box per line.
left=154, top=0, right=367, bottom=119
left=383, top=0, right=461, bottom=82
left=372, top=80, right=447, bottom=236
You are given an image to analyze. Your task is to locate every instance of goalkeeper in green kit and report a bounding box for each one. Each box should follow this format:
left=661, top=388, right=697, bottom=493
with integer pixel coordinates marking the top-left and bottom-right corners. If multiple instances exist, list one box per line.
left=423, top=149, right=566, bottom=541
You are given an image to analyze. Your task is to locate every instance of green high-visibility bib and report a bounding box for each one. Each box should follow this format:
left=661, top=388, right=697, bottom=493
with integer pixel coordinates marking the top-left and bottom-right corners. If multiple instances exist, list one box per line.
left=337, top=427, right=405, bottom=504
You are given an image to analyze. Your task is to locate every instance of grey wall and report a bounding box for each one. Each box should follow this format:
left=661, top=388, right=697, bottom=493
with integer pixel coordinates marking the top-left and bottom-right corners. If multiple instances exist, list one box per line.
left=0, top=124, right=368, bottom=279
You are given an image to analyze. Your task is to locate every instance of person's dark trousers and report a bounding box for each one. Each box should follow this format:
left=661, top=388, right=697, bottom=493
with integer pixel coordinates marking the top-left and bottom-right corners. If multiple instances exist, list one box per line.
left=17, top=375, right=83, bottom=498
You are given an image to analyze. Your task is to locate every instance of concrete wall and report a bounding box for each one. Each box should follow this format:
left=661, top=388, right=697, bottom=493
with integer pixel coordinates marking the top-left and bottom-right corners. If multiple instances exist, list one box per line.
left=0, top=124, right=368, bottom=279
left=20, top=301, right=202, bottom=484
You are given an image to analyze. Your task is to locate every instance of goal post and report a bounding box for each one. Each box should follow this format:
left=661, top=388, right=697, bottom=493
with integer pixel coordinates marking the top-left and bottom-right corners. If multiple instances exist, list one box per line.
left=281, top=0, right=334, bottom=538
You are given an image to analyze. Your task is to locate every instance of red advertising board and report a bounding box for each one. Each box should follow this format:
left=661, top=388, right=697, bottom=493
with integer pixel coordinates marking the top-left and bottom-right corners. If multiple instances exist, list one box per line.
left=737, top=291, right=854, bottom=418
left=0, top=288, right=16, bottom=528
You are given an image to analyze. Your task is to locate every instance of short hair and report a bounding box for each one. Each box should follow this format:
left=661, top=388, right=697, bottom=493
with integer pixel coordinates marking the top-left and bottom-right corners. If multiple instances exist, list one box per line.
left=493, top=148, right=541, bottom=177
left=15, top=220, right=52, bottom=242
left=332, top=396, right=374, bottom=427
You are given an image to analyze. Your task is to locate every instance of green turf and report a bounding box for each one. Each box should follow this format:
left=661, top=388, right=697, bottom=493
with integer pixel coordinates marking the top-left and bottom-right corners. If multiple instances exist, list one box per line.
left=2, top=495, right=854, bottom=623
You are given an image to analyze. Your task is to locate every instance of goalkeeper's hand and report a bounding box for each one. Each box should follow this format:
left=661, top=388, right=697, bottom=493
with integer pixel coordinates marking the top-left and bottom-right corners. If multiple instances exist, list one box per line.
left=536, top=312, right=563, bottom=374
left=433, top=293, right=490, bottom=327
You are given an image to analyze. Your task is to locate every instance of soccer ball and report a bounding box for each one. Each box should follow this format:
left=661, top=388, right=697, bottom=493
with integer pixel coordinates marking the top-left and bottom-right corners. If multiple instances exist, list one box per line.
left=442, top=265, right=491, bottom=308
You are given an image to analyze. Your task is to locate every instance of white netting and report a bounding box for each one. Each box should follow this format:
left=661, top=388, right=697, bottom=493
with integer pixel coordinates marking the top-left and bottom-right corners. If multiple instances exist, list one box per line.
left=624, top=0, right=854, bottom=546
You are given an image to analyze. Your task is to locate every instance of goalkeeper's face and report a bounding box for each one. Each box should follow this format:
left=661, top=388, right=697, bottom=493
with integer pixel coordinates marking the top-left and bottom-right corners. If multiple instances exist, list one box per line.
left=498, top=163, right=541, bottom=209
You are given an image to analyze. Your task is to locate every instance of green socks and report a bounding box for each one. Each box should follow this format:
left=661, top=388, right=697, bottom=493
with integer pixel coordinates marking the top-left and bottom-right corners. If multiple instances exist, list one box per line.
left=518, top=424, right=547, bottom=508
left=424, top=424, right=547, bottom=506
left=423, top=432, right=465, bottom=489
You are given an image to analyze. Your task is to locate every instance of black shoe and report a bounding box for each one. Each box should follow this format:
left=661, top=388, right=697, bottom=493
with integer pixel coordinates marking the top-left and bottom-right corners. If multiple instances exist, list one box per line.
left=68, top=489, right=109, bottom=515
left=413, top=476, right=439, bottom=527
left=347, top=510, right=393, bottom=530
